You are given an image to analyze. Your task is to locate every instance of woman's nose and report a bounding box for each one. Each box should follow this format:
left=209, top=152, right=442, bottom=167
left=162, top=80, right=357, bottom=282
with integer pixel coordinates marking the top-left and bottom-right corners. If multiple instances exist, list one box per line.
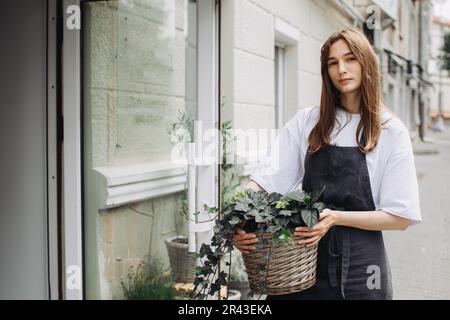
left=338, top=61, right=347, bottom=75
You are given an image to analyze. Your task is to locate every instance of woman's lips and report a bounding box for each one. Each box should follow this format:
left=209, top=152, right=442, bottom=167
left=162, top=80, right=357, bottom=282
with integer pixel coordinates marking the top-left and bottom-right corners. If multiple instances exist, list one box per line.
left=339, top=78, right=353, bottom=84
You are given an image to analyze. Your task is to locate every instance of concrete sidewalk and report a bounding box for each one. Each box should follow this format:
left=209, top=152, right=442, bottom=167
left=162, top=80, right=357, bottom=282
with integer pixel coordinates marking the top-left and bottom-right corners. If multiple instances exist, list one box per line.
left=383, top=125, right=450, bottom=299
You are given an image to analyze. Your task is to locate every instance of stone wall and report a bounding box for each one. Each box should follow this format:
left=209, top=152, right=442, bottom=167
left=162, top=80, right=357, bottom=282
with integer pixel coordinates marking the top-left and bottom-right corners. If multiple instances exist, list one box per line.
left=83, top=0, right=193, bottom=299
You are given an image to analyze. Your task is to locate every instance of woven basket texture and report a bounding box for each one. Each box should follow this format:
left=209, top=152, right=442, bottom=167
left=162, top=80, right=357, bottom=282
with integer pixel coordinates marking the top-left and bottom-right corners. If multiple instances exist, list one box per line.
left=242, top=233, right=318, bottom=295
left=165, top=235, right=197, bottom=283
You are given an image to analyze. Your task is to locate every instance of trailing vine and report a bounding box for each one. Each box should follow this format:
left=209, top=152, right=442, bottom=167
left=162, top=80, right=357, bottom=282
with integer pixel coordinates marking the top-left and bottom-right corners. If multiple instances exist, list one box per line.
left=193, top=186, right=326, bottom=299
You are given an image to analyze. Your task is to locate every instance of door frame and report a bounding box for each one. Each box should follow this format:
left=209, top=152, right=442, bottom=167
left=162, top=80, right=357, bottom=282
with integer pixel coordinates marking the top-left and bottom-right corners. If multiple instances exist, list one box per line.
left=62, top=0, right=83, bottom=300
left=47, top=0, right=61, bottom=300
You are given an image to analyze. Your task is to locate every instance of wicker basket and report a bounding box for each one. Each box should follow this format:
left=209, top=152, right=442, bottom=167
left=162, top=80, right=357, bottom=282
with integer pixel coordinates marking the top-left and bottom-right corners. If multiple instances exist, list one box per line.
left=165, top=235, right=197, bottom=283
left=242, top=233, right=318, bottom=296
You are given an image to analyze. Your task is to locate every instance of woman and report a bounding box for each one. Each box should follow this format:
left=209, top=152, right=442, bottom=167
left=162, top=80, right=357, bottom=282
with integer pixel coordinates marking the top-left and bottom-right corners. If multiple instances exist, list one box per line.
left=233, top=28, right=422, bottom=300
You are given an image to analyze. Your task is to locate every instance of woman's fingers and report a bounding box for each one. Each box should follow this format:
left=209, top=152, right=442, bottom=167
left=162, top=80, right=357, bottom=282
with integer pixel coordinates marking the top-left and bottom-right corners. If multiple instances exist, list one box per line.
left=233, top=231, right=258, bottom=251
left=236, top=245, right=256, bottom=253
left=298, top=235, right=320, bottom=247
left=235, top=238, right=258, bottom=245
left=295, top=226, right=312, bottom=232
left=237, top=245, right=256, bottom=250
left=294, top=230, right=321, bottom=238
left=233, top=232, right=257, bottom=242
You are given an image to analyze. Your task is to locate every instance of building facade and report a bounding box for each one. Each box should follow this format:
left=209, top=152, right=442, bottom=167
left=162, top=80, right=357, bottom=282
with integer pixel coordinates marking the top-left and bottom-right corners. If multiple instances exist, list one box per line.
left=429, top=16, right=450, bottom=118
left=0, top=0, right=434, bottom=300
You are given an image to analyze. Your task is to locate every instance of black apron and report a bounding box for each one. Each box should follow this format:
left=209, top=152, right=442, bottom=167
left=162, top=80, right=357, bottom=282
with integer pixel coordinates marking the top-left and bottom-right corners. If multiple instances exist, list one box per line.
left=268, top=131, right=393, bottom=300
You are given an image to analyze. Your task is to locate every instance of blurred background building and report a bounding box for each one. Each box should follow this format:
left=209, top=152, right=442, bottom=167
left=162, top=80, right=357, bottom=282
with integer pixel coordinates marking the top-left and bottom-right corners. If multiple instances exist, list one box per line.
left=0, top=0, right=447, bottom=300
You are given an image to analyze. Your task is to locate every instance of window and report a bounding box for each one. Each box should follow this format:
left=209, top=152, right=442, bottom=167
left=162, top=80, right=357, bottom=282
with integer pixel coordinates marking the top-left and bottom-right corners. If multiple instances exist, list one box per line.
left=274, top=17, right=299, bottom=129
left=275, top=45, right=287, bottom=129
left=77, top=0, right=218, bottom=300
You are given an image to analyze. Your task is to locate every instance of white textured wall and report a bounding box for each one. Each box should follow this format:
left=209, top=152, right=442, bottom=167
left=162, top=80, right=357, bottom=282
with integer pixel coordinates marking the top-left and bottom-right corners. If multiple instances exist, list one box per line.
left=222, top=0, right=354, bottom=136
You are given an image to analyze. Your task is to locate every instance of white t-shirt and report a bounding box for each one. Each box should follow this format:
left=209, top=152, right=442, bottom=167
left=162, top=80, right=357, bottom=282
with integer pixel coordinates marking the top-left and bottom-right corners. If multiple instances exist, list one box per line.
left=249, top=105, right=422, bottom=225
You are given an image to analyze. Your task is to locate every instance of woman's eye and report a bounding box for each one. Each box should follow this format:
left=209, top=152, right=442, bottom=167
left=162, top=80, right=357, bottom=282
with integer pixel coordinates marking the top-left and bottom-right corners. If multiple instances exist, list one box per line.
left=347, top=57, right=356, bottom=61
left=328, top=62, right=337, bottom=67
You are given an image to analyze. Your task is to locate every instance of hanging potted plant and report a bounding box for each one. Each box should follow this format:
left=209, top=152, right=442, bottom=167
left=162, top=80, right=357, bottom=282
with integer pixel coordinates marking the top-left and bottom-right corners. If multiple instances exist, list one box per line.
left=193, top=187, right=326, bottom=299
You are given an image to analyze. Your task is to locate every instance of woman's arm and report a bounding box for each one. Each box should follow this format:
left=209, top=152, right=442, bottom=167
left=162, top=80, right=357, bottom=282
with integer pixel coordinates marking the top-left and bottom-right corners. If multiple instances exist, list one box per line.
left=295, top=209, right=411, bottom=247
left=333, top=209, right=411, bottom=231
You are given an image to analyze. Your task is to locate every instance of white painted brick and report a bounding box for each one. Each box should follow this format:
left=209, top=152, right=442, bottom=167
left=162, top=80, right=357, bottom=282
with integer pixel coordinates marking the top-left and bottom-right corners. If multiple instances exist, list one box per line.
left=296, top=0, right=312, bottom=34
left=233, top=103, right=276, bottom=161
left=309, top=0, right=330, bottom=41
left=235, top=0, right=274, bottom=59
left=298, top=33, right=322, bottom=75
left=234, top=103, right=276, bottom=130
left=298, top=70, right=321, bottom=109
left=272, top=0, right=302, bottom=29
left=234, top=49, right=275, bottom=106
left=248, top=0, right=274, bottom=12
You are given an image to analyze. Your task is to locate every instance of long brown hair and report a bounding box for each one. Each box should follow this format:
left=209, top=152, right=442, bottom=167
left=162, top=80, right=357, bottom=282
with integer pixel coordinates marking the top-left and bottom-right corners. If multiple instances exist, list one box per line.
left=308, top=27, right=382, bottom=154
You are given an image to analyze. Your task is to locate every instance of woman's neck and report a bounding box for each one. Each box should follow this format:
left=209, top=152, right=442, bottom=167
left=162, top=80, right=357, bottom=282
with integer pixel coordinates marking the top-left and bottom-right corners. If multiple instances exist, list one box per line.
left=340, top=92, right=361, bottom=114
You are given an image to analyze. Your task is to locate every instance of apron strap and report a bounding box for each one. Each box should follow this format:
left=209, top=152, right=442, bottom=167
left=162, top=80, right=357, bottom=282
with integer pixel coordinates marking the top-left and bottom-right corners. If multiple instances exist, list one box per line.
left=327, top=226, right=351, bottom=299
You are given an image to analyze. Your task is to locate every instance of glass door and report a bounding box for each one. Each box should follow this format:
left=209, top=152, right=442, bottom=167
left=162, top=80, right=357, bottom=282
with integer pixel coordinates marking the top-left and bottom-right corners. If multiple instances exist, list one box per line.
left=81, top=0, right=218, bottom=300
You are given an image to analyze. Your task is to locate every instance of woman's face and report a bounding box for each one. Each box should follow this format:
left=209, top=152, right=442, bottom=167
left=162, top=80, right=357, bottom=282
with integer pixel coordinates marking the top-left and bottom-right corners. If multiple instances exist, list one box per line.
left=327, top=39, right=362, bottom=95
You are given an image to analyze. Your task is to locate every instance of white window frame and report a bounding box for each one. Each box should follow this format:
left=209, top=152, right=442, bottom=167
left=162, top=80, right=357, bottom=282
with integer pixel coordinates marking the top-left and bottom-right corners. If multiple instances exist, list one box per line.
left=62, top=0, right=83, bottom=300
left=274, top=17, right=299, bottom=128
left=61, top=0, right=219, bottom=299
left=275, top=45, right=287, bottom=129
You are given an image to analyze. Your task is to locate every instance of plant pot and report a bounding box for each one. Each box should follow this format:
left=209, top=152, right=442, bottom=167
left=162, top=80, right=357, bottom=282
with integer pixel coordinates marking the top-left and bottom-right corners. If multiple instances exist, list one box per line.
left=165, top=235, right=197, bottom=283
left=242, top=234, right=318, bottom=296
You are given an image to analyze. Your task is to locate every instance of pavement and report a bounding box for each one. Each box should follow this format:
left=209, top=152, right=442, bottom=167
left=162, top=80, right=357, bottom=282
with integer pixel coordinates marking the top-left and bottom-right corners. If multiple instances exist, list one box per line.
left=383, top=124, right=450, bottom=299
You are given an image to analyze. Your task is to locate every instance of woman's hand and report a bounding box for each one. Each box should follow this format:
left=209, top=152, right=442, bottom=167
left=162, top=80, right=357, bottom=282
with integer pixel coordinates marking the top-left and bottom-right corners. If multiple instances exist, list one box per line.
left=294, top=209, right=339, bottom=247
left=232, top=228, right=258, bottom=254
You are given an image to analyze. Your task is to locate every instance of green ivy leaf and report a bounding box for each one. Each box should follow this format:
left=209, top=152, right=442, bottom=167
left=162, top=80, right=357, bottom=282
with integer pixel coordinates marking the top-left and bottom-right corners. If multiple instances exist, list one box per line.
left=195, top=266, right=203, bottom=276
left=312, top=202, right=326, bottom=212
left=273, top=200, right=285, bottom=209
left=199, top=243, right=208, bottom=258
left=228, top=216, right=242, bottom=226
left=235, top=201, right=250, bottom=212
left=277, top=229, right=291, bottom=241
left=267, top=224, right=282, bottom=233
left=301, top=209, right=318, bottom=228
left=278, top=210, right=292, bottom=216
left=255, top=212, right=272, bottom=223
left=284, top=190, right=304, bottom=202
left=290, top=211, right=303, bottom=224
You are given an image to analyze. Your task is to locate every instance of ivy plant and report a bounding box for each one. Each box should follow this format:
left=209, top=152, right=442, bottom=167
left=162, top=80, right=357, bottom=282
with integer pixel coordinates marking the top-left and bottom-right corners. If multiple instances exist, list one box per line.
left=193, top=186, right=326, bottom=300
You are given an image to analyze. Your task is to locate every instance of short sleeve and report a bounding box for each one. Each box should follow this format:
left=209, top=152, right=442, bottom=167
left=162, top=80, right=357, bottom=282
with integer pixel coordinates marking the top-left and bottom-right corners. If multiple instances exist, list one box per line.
left=376, top=127, right=422, bottom=225
left=249, top=125, right=303, bottom=195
